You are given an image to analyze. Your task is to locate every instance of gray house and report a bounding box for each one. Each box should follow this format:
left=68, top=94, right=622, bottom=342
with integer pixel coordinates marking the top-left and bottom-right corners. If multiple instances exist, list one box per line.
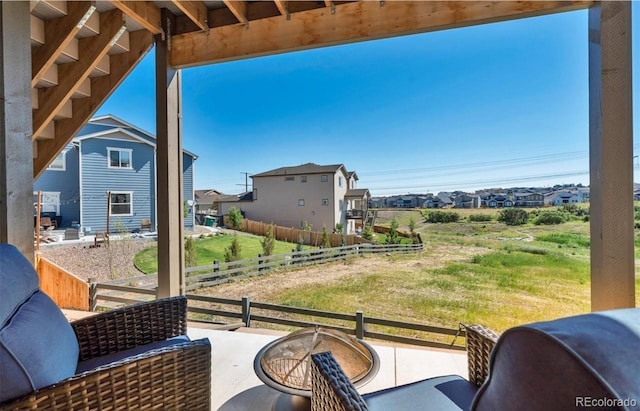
left=34, top=115, right=197, bottom=234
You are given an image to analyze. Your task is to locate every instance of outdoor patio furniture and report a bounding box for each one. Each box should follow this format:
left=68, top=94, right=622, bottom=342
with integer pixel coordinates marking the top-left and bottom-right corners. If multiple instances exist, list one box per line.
left=39, top=216, right=55, bottom=229
left=141, top=218, right=152, bottom=232
left=311, top=309, right=640, bottom=411
left=64, top=227, right=79, bottom=240
left=0, top=243, right=212, bottom=410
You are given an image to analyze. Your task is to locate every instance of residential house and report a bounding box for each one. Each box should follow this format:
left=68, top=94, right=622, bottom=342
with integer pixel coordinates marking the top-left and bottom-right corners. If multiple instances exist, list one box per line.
left=194, top=189, right=223, bottom=214
left=483, top=194, right=514, bottom=208
left=454, top=194, right=481, bottom=208
left=513, top=192, right=545, bottom=207
left=369, top=197, right=386, bottom=208
left=218, top=163, right=369, bottom=234
left=34, top=115, right=197, bottom=234
left=544, top=189, right=590, bottom=206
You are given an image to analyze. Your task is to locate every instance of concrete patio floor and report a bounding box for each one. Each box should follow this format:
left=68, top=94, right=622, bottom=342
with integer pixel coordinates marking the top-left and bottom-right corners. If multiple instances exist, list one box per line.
left=62, top=310, right=469, bottom=410
left=187, top=325, right=468, bottom=410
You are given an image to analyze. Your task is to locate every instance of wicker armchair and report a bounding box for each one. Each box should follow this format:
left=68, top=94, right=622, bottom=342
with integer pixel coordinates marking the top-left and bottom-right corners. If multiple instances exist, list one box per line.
left=310, top=324, right=498, bottom=411
left=312, top=309, right=640, bottom=411
left=0, top=244, right=211, bottom=411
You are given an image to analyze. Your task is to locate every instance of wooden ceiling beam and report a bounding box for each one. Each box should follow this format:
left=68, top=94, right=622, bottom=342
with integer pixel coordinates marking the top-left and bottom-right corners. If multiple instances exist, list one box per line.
left=223, top=0, right=248, bottom=25
left=32, top=2, right=96, bottom=87
left=110, top=0, right=162, bottom=35
left=171, top=0, right=209, bottom=32
left=32, top=9, right=126, bottom=139
left=170, top=0, right=592, bottom=68
left=34, top=29, right=154, bottom=177
left=273, top=0, right=289, bottom=17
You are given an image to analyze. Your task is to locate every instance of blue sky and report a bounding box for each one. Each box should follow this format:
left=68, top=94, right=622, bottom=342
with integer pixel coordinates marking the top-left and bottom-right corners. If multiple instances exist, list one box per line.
left=97, top=6, right=639, bottom=196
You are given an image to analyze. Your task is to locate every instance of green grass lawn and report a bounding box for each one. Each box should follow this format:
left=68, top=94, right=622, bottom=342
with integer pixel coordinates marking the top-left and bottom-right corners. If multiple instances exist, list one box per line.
left=134, top=232, right=299, bottom=274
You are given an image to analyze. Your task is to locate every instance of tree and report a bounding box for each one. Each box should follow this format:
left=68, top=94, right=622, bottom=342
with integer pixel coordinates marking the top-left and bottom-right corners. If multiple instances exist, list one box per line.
left=261, top=224, right=275, bottom=256
left=184, top=237, right=198, bottom=267
left=362, top=224, right=374, bottom=241
left=385, top=217, right=401, bottom=244
left=227, top=207, right=243, bottom=229
left=498, top=208, right=529, bottom=226
left=408, top=217, right=418, bottom=243
left=224, top=234, right=242, bottom=262
left=321, top=225, right=331, bottom=248
left=334, top=223, right=344, bottom=233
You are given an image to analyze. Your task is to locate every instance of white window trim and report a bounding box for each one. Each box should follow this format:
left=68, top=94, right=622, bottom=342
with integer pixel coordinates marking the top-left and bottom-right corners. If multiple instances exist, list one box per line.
left=48, top=151, right=66, bottom=171
left=322, top=199, right=329, bottom=206
left=298, top=199, right=305, bottom=206
left=110, top=191, right=134, bottom=216
left=107, top=147, right=133, bottom=169
left=321, top=175, right=328, bottom=182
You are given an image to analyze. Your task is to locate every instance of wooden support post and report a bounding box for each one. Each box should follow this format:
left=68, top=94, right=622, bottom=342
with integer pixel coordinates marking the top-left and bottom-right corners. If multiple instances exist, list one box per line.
left=242, top=295, right=251, bottom=327
left=89, top=278, right=97, bottom=311
left=156, top=8, right=185, bottom=298
left=588, top=2, right=635, bottom=310
left=355, top=310, right=365, bottom=340
left=0, top=2, right=33, bottom=261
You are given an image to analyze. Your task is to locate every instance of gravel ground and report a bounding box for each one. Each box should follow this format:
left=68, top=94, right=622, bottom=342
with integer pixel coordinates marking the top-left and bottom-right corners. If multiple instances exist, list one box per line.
left=39, top=226, right=215, bottom=283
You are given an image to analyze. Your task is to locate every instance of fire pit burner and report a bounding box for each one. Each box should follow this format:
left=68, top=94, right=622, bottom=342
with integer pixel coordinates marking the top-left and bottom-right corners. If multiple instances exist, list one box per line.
left=253, top=326, right=380, bottom=398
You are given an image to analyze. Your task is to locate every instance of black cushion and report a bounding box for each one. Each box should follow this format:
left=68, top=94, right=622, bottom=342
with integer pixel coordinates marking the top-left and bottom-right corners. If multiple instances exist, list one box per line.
left=364, top=375, right=479, bottom=411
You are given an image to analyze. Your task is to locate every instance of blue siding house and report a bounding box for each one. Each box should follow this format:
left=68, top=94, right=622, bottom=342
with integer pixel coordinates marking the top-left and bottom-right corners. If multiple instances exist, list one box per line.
left=34, top=115, right=197, bottom=233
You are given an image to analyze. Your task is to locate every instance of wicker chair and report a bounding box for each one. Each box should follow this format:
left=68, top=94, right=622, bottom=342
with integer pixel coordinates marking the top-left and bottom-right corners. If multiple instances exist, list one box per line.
left=311, top=309, right=640, bottom=411
left=310, top=324, right=498, bottom=411
left=0, top=244, right=211, bottom=410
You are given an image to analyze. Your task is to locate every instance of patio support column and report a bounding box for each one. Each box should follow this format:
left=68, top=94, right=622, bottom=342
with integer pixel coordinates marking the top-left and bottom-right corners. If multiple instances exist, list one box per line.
left=155, top=9, right=185, bottom=298
left=0, top=2, right=34, bottom=262
left=588, top=2, right=635, bottom=310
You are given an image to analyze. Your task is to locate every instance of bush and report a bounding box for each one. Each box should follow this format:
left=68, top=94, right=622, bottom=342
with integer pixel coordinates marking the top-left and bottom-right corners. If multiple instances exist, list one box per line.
left=385, top=218, right=401, bottom=244
left=224, top=235, right=242, bottom=262
left=469, top=214, right=493, bottom=222
left=184, top=237, right=198, bottom=267
left=261, top=224, right=275, bottom=256
left=227, top=207, right=243, bottom=229
left=498, top=208, right=529, bottom=226
left=321, top=225, right=331, bottom=248
left=362, top=224, right=374, bottom=240
left=424, top=210, right=460, bottom=223
left=534, top=211, right=570, bottom=225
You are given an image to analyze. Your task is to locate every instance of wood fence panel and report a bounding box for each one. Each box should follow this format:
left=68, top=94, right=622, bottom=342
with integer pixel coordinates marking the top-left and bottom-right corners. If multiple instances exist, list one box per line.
left=37, top=256, right=89, bottom=310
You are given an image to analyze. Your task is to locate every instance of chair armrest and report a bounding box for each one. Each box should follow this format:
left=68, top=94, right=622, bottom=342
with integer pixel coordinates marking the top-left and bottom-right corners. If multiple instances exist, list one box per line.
left=463, top=324, right=500, bottom=386
left=71, top=296, right=188, bottom=361
left=311, top=352, right=369, bottom=411
left=0, top=339, right=211, bottom=411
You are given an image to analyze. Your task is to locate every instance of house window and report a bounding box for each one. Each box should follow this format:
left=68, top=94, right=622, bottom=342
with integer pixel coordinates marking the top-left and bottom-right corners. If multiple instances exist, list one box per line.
left=298, top=199, right=305, bottom=206
left=321, top=175, right=328, bottom=182
left=108, top=148, right=132, bottom=169
left=284, top=176, right=295, bottom=182
left=322, top=199, right=329, bottom=206
left=48, top=152, right=66, bottom=171
left=110, top=192, right=133, bottom=216
left=301, top=176, right=307, bottom=183
left=338, top=177, right=343, bottom=187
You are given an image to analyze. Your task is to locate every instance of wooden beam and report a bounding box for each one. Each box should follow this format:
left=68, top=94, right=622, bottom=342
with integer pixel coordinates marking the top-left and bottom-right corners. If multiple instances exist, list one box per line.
left=223, top=0, right=248, bottom=24
left=110, top=0, right=162, bottom=35
left=588, top=2, right=635, bottom=310
left=170, top=0, right=592, bottom=68
left=273, top=0, right=288, bottom=16
left=171, top=0, right=209, bottom=32
left=32, top=2, right=96, bottom=87
left=32, top=9, right=125, bottom=140
left=324, top=0, right=333, bottom=8
left=34, top=30, right=154, bottom=178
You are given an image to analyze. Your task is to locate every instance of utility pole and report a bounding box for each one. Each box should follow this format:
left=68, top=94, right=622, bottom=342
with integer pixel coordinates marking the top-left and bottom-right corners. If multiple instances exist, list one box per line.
left=240, top=172, right=250, bottom=192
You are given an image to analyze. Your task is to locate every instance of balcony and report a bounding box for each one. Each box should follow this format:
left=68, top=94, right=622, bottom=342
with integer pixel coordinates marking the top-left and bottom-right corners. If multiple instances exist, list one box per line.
left=346, top=209, right=365, bottom=219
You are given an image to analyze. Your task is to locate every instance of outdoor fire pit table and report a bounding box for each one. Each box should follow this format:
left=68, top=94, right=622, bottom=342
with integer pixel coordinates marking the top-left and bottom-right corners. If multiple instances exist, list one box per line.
left=253, top=326, right=380, bottom=410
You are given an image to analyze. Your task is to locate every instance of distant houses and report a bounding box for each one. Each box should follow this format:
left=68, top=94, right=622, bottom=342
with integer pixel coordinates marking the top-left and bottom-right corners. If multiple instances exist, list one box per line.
left=368, top=185, right=590, bottom=209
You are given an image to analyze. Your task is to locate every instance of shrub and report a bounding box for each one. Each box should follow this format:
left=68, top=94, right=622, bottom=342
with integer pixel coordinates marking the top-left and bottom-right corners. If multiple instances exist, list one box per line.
left=469, top=214, right=493, bottom=222
left=261, top=224, right=275, bottom=256
left=385, top=218, right=401, bottom=244
left=534, top=211, right=570, bottom=225
left=321, top=225, right=331, bottom=248
left=362, top=224, right=374, bottom=240
left=498, top=208, right=529, bottom=226
left=227, top=207, right=243, bottom=229
left=424, top=210, right=460, bottom=223
left=224, top=235, right=242, bottom=262
left=184, top=237, right=198, bottom=267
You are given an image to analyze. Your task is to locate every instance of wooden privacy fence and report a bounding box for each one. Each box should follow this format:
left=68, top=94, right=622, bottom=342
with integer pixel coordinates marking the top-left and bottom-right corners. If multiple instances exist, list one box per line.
left=90, top=289, right=467, bottom=351
left=237, top=218, right=370, bottom=247
left=36, top=255, right=89, bottom=310
left=97, top=243, right=424, bottom=293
